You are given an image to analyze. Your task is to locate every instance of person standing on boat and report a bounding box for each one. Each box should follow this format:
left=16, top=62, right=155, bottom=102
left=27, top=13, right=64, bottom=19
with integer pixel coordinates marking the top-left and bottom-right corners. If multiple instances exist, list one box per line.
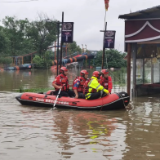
left=72, top=70, right=89, bottom=99
left=52, top=67, right=75, bottom=97
left=99, top=69, right=112, bottom=94
left=85, top=71, right=109, bottom=100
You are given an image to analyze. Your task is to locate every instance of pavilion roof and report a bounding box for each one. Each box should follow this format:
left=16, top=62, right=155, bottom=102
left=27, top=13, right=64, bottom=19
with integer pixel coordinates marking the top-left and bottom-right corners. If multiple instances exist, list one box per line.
left=119, top=5, right=160, bottom=20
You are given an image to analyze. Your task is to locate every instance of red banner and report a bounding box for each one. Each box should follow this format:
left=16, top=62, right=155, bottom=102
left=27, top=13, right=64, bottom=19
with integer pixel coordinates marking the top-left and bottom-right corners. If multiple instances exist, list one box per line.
left=104, top=0, right=109, bottom=11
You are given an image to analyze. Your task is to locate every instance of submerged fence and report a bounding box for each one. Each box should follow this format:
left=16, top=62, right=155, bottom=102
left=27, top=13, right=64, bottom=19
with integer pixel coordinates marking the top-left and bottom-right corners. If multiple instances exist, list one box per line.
left=109, top=68, right=127, bottom=93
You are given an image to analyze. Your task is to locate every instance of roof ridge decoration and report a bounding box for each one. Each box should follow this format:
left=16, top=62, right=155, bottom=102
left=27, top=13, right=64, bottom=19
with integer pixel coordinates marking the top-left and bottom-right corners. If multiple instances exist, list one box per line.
left=125, top=21, right=160, bottom=38
left=125, top=35, right=160, bottom=43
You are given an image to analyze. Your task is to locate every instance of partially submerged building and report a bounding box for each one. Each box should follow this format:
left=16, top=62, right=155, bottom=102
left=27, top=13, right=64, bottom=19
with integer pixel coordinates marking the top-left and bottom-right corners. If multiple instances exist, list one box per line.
left=119, top=5, right=160, bottom=96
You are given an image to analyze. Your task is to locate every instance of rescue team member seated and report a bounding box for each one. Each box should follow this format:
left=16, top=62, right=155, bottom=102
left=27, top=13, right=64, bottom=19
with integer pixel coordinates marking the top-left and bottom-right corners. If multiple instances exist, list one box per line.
left=100, top=69, right=112, bottom=94
left=72, top=70, right=89, bottom=99
left=85, top=71, right=109, bottom=100
left=52, top=67, right=75, bottom=97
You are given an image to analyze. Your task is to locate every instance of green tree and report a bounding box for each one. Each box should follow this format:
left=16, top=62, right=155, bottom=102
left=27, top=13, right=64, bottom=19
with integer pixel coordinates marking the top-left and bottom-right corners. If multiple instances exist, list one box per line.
left=0, top=15, right=59, bottom=67
left=26, top=15, right=58, bottom=59
left=44, top=50, right=54, bottom=68
left=93, top=49, right=127, bottom=68
left=2, top=16, right=33, bottom=56
left=0, top=26, right=8, bottom=54
left=66, top=41, right=82, bottom=56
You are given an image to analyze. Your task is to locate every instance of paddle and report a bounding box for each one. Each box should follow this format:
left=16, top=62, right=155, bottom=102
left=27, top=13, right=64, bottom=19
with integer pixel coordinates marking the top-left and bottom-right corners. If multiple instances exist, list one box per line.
left=52, top=85, right=64, bottom=110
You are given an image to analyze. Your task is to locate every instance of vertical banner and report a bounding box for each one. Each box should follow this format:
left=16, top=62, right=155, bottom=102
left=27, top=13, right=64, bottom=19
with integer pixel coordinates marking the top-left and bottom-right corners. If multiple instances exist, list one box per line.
left=104, top=30, right=116, bottom=48
left=61, top=22, right=74, bottom=43
left=104, top=0, right=110, bottom=11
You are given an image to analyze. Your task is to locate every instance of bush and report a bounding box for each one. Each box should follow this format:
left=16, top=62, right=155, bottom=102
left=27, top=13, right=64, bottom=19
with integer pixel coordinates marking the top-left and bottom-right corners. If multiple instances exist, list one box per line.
left=0, top=57, right=12, bottom=65
left=32, top=55, right=44, bottom=67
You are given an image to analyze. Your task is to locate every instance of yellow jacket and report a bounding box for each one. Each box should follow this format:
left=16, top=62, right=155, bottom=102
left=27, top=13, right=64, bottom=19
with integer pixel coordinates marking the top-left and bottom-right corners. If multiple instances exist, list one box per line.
left=85, top=76, right=109, bottom=99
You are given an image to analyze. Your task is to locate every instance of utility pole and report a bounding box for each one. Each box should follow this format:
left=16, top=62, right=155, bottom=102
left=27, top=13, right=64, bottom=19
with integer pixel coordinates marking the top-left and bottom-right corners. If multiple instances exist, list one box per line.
left=57, top=22, right=60, bottom=75
left=100, top=22, right=107, bottom=69
left=60, top=12, right=64, bottom=68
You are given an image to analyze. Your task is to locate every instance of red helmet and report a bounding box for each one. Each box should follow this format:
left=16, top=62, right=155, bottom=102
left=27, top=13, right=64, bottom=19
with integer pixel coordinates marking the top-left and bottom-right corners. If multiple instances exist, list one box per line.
left=60, top=67, right=68, bottom=73
left=92, top=71, right=100, bottom=78
left=101, top=69, right=109, bottom=75
left=80, top=70, right=89, bottom=76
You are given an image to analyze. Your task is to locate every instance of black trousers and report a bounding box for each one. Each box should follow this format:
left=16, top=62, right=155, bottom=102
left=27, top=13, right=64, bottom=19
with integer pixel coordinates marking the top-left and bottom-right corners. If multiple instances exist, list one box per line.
left=54, top=89, right=75, bottom=97
left=78, top=92, right=85, bottom=99
left=86, top=92, right=101, bottom=100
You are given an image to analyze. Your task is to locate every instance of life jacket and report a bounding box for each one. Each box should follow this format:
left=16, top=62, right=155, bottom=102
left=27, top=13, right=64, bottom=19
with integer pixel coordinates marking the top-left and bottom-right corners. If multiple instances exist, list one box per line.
left=83, top=78, right=98, bottom=94
left=99, top=76, right=112, bottom=93
left=83, top=78, right=92, bottom=94
left=72, top=76, right=86, bottom=93
left=52, top=74, right=69, bottom=91
left=85, top=77, right=105, bottom=99
left=88, top=77, right=99, bottom=93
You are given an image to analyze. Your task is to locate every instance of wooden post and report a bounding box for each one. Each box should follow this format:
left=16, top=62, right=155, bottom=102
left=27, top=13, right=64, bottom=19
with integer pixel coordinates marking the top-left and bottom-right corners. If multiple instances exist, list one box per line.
left=22, top=56, right=24, bottom=65
left=54, top=41, right=56, bottom=59
left=132, top=44, right=136, bottom=97
left=66, top=43, right=68, bottom=57
left=127, top=43, right=131, bottom=95
left=31, top=53, right=32, bottom=63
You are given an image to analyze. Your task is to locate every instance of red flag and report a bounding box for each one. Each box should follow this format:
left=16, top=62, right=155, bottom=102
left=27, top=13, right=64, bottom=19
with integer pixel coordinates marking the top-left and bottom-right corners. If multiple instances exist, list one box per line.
left=104, top=0, right=109, bottom=11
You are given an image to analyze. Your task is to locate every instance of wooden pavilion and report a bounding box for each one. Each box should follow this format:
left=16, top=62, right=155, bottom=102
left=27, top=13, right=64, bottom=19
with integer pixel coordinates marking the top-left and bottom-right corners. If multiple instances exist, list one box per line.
left=119, top=5, right=160, bottom=96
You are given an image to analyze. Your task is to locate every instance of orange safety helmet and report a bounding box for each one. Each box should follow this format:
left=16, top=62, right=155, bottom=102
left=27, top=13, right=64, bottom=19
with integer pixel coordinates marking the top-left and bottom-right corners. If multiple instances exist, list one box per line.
left=92, top=71, right=100, bottom=78
left=101, top=69, right=109, bottom=75
left=80, top=70, right=89, bottom=76
left=60, top=67, right=68, bottom=73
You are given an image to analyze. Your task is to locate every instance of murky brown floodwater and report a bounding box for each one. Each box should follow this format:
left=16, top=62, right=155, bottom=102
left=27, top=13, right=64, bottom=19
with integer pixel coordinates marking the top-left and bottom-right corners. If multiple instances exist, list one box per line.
left=1, top=69, right=160, bottom=160
left=0, top=68, right=126, bottom=92
left=0, top=69, right=55, bottom=91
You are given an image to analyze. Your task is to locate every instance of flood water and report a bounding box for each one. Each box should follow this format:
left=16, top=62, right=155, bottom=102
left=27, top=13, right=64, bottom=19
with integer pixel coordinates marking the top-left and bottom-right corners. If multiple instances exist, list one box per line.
left=0, top=69, right=160, bottom=160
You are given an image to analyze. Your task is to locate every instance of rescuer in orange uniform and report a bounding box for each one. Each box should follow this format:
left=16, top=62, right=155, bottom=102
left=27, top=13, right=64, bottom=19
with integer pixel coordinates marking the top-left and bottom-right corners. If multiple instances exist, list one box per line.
left=52, top=67, right=75, bottom=97
left=99, top=69, right=112, bottom=94
left=72, top=70, right=89, bottom=99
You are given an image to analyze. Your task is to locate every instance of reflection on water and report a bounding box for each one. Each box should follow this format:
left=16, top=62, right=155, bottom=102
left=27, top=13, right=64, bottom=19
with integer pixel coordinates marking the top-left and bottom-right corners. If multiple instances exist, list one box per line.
left=0, top=68, right=127, bottom=93
left=0, top=92, right=127, bottom=160
left=0, top=69, right=55, bottom=91
left=0, top=92, right=160, bottom=159
left=123, top=96, right=160, bottom=160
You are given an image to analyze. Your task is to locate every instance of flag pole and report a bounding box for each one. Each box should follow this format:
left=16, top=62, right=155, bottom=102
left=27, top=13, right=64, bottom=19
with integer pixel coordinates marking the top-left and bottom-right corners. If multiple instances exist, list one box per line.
left=103, top=8, right=106, bottom=30
left=102, top=6, right=107, bottom=69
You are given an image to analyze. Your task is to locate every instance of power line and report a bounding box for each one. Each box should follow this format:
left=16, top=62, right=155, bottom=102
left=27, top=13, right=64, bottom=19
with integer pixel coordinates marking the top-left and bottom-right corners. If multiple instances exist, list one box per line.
left=1, top=0, right=38, bottom=3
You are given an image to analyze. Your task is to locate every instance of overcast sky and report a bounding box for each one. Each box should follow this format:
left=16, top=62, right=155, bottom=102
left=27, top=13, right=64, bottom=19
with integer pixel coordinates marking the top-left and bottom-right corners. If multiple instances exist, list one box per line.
left=0, top=0, right=160, bottom=52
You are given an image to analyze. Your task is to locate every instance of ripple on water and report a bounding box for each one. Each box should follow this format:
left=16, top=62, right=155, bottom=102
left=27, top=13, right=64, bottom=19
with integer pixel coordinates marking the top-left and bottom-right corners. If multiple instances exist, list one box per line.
left=1, top=93, right=160, bottom=159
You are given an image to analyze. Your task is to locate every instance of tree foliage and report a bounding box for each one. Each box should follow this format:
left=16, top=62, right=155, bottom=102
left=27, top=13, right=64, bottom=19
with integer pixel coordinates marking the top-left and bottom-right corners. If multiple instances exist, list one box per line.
left=0, top=15, right=58, bottom=66
left=0, top=57, right=12, bottom=65
left=1, top=16, right=32, bottom=56
left=32, top=55, right=44, bottom=68
left=93, top=49, right=127, bottom=68
left=64, top=41, right=82, bottom=57
left=26, top=14, right=58, bottom=58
